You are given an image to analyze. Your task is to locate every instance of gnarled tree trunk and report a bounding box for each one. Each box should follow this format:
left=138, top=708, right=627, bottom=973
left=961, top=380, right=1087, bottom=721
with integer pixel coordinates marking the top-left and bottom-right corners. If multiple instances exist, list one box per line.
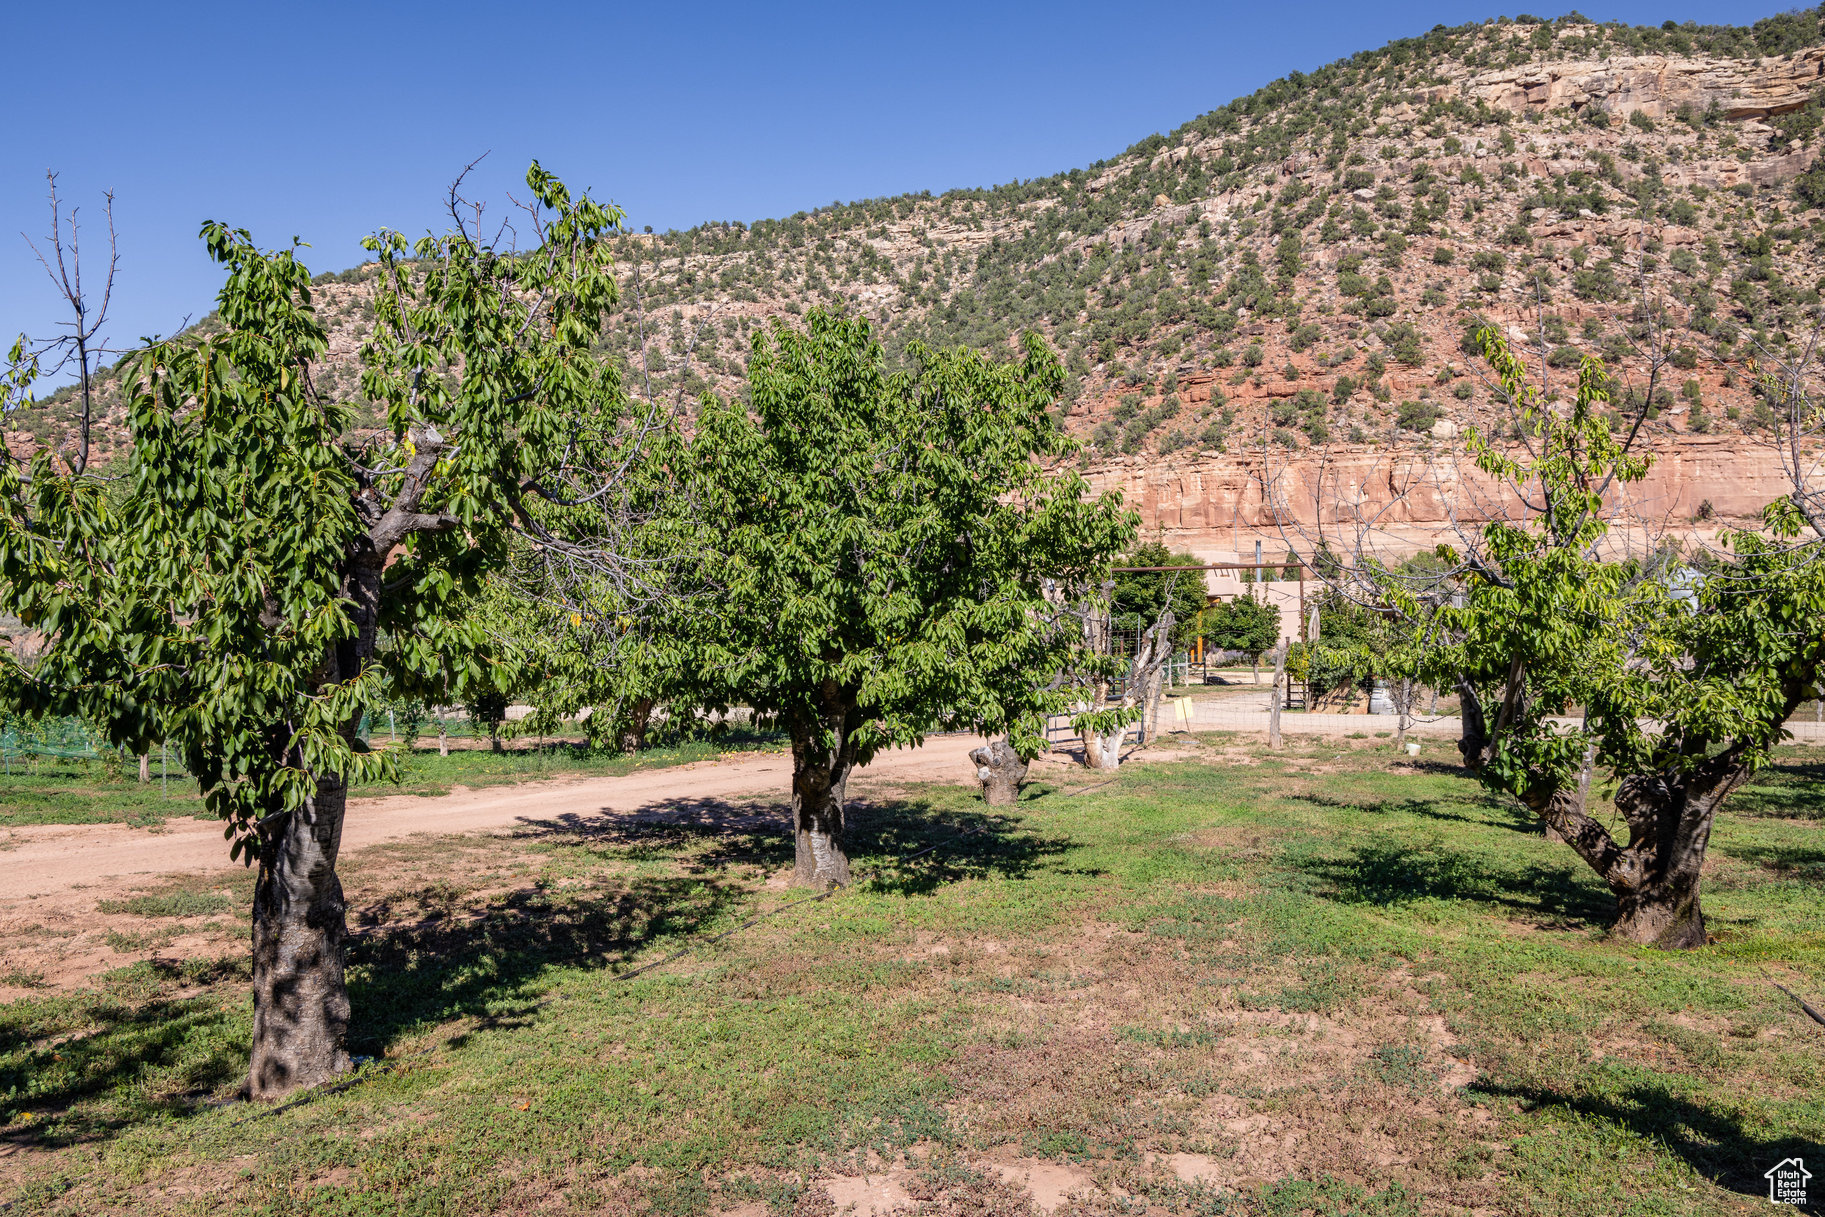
left=1080, top=724, right=1124, bottom=770
left=1516, top=765, right=1737, bottom=950
left=1074, top=605, right=1175, bottom=772
left=789, top=687, right=861, bottom=889
left=971, top=738, right=1028, bottom=805
left=1454, top=674, right=1496, bottom=771
left=247, top=775, right=352, bottom=1098
left=1463, top=664, right=1751, bottom=950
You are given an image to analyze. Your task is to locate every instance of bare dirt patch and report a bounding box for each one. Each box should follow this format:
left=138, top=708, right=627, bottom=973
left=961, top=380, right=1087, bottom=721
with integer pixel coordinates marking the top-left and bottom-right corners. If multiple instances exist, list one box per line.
left=932, top=920, right=1495, bottom=1210
left=0, top=738, right=1018, bottom=994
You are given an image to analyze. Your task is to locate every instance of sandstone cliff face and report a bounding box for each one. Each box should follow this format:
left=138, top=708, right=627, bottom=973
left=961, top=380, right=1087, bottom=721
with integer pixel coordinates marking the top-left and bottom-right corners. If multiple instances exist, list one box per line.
left=1469, top=47, right=1825, bottom=121
left=1079, top=437, right=1796, bottom=562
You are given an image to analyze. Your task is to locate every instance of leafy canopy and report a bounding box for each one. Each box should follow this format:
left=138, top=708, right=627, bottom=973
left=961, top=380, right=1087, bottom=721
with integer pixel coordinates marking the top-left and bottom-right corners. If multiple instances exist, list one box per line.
left=1202, top=594, right=1280, bottom=659
left=0, top=165, right=634, bottom=858
left=1410, top=329, right=1825, bottom=802
left=689, top=309, right=1133, bottom=760
left=1111, top=542, right=1208, bottom=650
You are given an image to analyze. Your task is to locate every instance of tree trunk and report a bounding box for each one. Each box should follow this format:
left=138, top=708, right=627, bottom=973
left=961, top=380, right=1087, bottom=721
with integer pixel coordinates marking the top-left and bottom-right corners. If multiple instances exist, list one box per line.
left=1251, top=655, right=1259, bottom=684
left=246, top=775, right=352, bottom=1099
left=789, top=691, right=861, bottom=890
left=437, top=716, right=449, bottom=757
left=619, top=697, right=654, bottom=754
left=1455, top=675, right=1495, bottom=771
left=1600, top=769, right=1735, bottom=949
left=1081, top=725, right=1124, bottom=770
left=1520, top=753, right=1748, bottom=951
left=1141, top=669, right=1164, bottom=745
left=138, top=753, right=150, bottom=784
left=1610, top=871, right=1707, bottom=949
left=1268, top=642, right=1287, bottom=749
left=970, top=738, right=1028, bottom=806
left=241, top=517, right=384, bottom=1099
left=1131, top=608, right=1175, bottom=749
left=1394, top=677, right=1411, bottom=748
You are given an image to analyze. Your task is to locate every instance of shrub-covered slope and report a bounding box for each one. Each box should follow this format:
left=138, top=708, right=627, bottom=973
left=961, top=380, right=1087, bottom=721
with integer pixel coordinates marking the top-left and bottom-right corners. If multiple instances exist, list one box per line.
left=11, top=9, right=1825, bottom=466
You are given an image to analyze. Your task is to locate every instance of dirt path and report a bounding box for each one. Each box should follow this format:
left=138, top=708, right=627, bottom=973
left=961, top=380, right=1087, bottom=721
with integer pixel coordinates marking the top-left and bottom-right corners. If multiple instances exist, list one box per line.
left=0, top=737, right=993, bottom=902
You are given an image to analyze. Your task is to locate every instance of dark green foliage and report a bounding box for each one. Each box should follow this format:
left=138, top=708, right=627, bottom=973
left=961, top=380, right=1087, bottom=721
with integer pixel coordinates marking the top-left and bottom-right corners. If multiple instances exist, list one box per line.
left=1797, top=158, right=1825, bottom=213
left=1546, top=346, right=1582, bottom=369
left=1202, top=592, right=1280, bottom=660
left=690, top=310, right=1134, bottom=759
left=1112, top=542, right=1209, bottom=650
left=1381, top=323, right=1425, bottom=366
left=1396, top=400, right=1440, bottom=431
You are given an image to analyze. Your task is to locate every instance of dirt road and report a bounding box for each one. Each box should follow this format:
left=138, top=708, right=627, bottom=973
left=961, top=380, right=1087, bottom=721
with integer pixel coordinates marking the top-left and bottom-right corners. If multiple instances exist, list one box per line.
left=0, top=737, right=992, bottom=901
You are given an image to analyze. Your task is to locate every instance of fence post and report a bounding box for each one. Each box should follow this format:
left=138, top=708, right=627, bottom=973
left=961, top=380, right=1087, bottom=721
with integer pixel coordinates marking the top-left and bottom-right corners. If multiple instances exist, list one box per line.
left=1269, top=641, right=1287, bottom=749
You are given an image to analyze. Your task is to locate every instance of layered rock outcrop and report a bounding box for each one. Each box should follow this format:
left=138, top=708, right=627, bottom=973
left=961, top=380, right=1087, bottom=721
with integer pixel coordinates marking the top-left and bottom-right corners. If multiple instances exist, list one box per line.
left=1468, top=48, right=1825, bottom=121
left=1081, top=437, right=1795, bottom=563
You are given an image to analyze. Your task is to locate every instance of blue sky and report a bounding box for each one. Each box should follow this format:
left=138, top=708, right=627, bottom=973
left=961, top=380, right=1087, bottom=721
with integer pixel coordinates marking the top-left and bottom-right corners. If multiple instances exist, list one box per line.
left=1, top=0, right=1778, bottom=374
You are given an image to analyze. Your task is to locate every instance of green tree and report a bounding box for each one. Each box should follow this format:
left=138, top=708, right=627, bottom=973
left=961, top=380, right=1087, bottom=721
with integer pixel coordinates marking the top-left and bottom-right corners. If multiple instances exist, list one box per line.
left=1406, top=329, right=1825, bottom=948
left=1303, top=589, right=1397, bottom=706
left=1202, top=593, right=1281, bottom=680
left=689, top=310, right=1131, bottom=887
left=0, top=166, right=647, bottom=1096
left=1111, top=542, right=1208, bottom=651
left=482, top=468, right=695, bottom=757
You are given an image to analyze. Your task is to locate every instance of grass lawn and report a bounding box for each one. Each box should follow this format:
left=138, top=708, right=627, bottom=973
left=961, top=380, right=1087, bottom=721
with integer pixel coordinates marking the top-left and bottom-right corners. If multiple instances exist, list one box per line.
left=1, top=737, right=1820, bottom=1215
left=0, top=729, right=788, bottom=828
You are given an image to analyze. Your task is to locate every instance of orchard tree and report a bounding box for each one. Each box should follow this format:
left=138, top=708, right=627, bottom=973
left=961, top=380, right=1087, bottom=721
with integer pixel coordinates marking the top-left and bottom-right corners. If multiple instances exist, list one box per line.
left=492, top=519, right=700, bottom=755
left=1111, top=542, right=1208, bottom=651
left=1405, top=330, right=1825, bottom=948
left=0, top=166, right=656, bottom=1096
left=689, top=310, right=1132, bottom=887
left=1202, top=593, right=1280, bottom=682
left=1054, top=587, right=1176, bottom=769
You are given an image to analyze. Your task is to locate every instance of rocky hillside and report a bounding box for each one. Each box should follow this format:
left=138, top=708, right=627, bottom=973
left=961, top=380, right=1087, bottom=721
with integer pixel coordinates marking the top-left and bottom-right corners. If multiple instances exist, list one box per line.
left=11, top=9, right=1825, bottom=523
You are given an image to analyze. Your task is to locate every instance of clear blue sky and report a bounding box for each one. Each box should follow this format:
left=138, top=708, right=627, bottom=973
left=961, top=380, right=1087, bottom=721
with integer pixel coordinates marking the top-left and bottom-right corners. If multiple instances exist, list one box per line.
left=1, top=0, right=1778, bottom=374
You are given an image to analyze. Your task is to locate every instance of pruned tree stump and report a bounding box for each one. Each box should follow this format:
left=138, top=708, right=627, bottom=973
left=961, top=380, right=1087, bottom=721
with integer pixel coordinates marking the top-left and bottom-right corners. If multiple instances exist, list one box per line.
left=970, top=740, right=1028, bottom=805
left=1081, top=729, right=1123, bottom=771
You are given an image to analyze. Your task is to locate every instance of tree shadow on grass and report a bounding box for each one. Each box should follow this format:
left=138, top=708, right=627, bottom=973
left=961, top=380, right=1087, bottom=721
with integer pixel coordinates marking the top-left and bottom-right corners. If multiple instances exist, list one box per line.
left=345, top=870, right=749, bottom=1056
left=1720, top=842, right=1825, bottom=884
left=845, top=797, right=1076, bottom=896
left=510, top=792, right=1074, bottom=898
left=1293, top=838, right=1615, bottom=928
left=1289, top=789, right=1539, bottom=834
left=1732, top=757, right=1825, bottom=821
left=0, top=874, right=745, bottom=1150
left=1479, top=1078, right=1825, bottom=1204
left=0, top=981, right=248, bottom=1149
left=1, top=791, right=1070, bottom=1149
left=516, top=794, right=794, bottom=871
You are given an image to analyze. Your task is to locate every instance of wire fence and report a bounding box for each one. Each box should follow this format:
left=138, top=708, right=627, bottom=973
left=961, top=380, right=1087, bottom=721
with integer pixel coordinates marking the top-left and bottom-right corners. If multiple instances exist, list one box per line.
left=8, top=693, right=1825, bottom=777
left=0, top=710, right=545, bottom=783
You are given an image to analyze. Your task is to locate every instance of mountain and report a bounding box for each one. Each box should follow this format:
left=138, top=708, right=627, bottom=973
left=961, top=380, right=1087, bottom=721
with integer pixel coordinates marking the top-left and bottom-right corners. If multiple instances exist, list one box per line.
left=10, top=9, right=1824, bottom=556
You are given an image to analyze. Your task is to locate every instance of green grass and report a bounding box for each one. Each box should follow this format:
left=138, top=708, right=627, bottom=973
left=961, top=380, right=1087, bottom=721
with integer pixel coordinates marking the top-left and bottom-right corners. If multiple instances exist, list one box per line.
left=1, top=739, right=1821, bottom=1214
left=0, top=729, right=788, bottom=828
